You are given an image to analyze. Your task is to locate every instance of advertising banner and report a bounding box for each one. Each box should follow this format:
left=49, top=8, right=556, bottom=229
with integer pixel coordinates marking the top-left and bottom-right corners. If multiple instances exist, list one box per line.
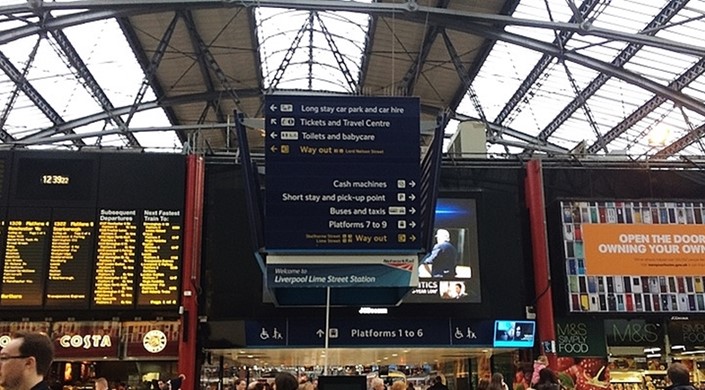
left=667, top=319, right=705, bottom=348
left=604, top=319, right=664, bottom=347
left=561, top=200, right=705, bottom=313
left=51, top=321, right=120, bottom=360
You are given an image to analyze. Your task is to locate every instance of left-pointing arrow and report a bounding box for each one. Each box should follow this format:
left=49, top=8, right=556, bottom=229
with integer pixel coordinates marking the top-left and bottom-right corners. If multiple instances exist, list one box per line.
left=270, top=145, right=278, bottom=153
left=270, top=132, right=278, bottom=139
left=270, top=104, right=277, bottom=111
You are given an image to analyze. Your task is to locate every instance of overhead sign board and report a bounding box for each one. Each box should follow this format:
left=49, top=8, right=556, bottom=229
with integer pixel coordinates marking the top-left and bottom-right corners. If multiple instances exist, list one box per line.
left=245, top=318, right=494, bottom=347
left=265, top=95, right=420, bottom=251
left=266, top=254, right=418, bottom=288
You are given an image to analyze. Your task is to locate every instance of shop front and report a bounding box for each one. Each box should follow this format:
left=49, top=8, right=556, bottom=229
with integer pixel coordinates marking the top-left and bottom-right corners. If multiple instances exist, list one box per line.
left=0, top=320, right=180, bottom=390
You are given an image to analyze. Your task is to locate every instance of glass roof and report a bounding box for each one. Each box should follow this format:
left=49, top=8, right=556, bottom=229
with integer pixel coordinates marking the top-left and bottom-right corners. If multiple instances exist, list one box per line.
left=0, top=0, right=704, bottom=158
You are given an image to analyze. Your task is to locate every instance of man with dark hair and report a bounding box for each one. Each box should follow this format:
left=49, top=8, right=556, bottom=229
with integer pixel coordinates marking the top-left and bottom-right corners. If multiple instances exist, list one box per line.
left=273, top=373, right=297, bottom=390
left=666, top=363, right=696, bottom=390
left=427, top=377, right=448, bottom=390
left=0, top=331, right=55, bottom=390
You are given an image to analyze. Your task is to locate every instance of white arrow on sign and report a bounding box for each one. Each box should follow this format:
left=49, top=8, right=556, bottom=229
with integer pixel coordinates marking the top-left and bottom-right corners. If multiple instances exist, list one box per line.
left=270, top=145, right=278, bottom=153
left=409, top=194, right=416, bottom=201
left=409, top=180, right=416, bottom=187
left=316, top=329, right=325, bottom=338
left=270, top=132, right=278, bottom=139
left=270, top=118, right=277, bottom=125
left=269, top=104, right=277, bottom=111
left=409, top=207, right=416, bottom=214
left=409, top=221, right=416, bottom=228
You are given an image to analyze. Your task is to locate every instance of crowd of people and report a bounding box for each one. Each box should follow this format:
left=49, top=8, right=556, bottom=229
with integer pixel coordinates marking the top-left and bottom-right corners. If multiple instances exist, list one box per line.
left=0, top=332, right=703, bottom=390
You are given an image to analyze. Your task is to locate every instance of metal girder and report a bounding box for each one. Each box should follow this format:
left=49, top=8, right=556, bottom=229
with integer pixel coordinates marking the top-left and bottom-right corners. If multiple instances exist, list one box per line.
left=0, top=36, right=41, bottom=142
left=18, top=90, right=262, bottom=143
left=653, top=123, right=705, bottom=158
left=452, top=112, right=568, bottom=154
left=587, top=56, right=705, bottom=154
left=49, top=24, right=141, bottom=147
left=181, top=10, right=226, bottom=124
left=441, top=30, right=487, bottom=124
left=266, top=16, right=309, bottom=93
left=400, top=25, right=441, bottom=96
left=495, top=0, right=600, bottom=125
left=356, top=11, right=376, bottom=91
left=117, top=15, right=183, bottom=141
left=0, top=49, right=86, bottom=146
left=536, top=0, right=688, bottom=142
left=315, top=12, right=358, bottom=92
left=246, top=6, right=266, bottom=112
left=121, top=13, right=178, bottom=127
left=5, top=2, right=704, bottom=57
left=430, top=20, right=705, bottom=120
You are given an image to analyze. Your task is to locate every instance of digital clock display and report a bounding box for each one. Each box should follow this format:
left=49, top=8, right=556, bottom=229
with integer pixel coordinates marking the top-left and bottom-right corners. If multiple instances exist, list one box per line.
left=12, top=155, right=96, bottom=204
left=41, top=175, right=70, bottom=185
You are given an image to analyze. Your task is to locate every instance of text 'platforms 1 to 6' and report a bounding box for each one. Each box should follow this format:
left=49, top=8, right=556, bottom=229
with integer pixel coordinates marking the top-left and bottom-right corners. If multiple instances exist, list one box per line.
left=265, top=95, right=421, bottom=251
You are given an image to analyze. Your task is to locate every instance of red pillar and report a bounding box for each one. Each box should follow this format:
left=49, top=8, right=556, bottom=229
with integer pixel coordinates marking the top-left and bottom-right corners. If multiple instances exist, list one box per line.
left=178, top=154, right=205, bottom=390
left=525, top=159, right=557, bottom=368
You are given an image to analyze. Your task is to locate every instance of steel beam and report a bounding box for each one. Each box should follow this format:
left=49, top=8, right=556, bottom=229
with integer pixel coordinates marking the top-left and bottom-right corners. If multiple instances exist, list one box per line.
left=117, top=15, right=183, bottom=140
left=587, top=56, right=705, bottom=154
left=49, top=23, right=141, bottom=146
left=495, top=0, right=600, bottom=125
left=315, top=12, right=358, bottom=92
left=536, top=0, right=688, bottom=142
left=653, top=123, right=705, bottom=158
left=181, top=9, right=226, bottom=123
left=0, top=49, right=85, bottom=146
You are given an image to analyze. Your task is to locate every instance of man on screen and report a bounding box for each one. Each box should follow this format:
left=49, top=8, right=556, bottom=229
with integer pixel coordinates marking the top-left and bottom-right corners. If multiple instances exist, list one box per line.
left=422, top=229, right=458, bottom=278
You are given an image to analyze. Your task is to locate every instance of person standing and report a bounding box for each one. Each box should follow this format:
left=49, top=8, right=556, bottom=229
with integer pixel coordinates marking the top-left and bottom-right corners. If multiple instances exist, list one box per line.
left=0, top=331, right=54, bottom=390
left=94, top=378, right=109, bottom=390
left=534, top=368, right=560, bottom=390
left=665, top=363, right=696, bottom=390
left=422, top=229, right=458, bottom=277
left=274, top=373, right=298, bottom=390
left=427, top=377, right=448, bottom=390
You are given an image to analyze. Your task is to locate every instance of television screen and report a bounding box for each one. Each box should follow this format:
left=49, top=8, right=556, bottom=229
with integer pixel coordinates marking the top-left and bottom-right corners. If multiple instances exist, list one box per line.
left=404, top=197, right=481, bottom=303
left=493, top=320, right=536, bottom=348
left=317, top=376, right=367, bottom=390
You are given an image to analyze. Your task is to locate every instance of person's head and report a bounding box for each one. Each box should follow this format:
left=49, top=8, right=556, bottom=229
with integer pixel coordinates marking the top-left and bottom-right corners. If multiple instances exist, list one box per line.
left=235, top=379, right=247, bottom=390
left=274, top=373, right=298, bottom=390
left=435, top=377, right=443, bottom=385
left=490, top=373, right=504, bottom=385
left=455, top=283, right=463, bottom=294
left=537, top=355, right=548, bottom=365
left=371, top=378, right=385, bottom=390
left=538, top=368, right=558, bottom=385
left=390, top=381, right=406, bottom=390
left=0, top=331, right=54, bottom=390
left=667, top=363, right=690, bottom=385
left=95, top=378, right=109, bottom=390
left=435, top=229, right=450, bottom=244
left=477, top=379, right=490, bottom=390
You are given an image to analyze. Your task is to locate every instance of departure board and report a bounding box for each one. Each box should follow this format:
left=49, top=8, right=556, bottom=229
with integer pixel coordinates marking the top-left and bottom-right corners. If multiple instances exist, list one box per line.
left=0, top=209, right=50, bottom=306
left=45, top=209, right=95, bottom=308
left=0, top=151, right=186, bottom=310
left=94, top=209, right=138, bottom=306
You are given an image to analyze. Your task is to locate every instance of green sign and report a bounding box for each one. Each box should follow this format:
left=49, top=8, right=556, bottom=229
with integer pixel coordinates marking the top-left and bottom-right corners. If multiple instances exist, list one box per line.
left=556, top=318, right=606, bottom=357
left=605, top=319, right=664, bottom=347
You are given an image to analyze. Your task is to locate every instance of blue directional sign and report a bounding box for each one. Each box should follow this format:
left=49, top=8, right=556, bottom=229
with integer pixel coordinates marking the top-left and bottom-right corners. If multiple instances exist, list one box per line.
left=244, top=318, right=495, bottom=347
left=265, top=95, right=420, bottom=251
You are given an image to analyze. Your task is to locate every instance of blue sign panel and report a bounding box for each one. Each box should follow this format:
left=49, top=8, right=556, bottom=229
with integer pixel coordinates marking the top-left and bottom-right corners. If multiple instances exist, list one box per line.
left=449, top=319, right=494, bottom=346
left=245, top=320, right=287, bottom=346
left=265, top=95, right=420, bottom=251
left=287, top=318, right=451, bottom=347
left=266, top=254, right=417, bottom=288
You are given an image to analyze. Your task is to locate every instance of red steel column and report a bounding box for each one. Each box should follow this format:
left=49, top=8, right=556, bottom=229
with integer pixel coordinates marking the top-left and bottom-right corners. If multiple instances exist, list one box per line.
left=178, top=154, right=205, bottom=390
left=525, top=159, right=557, bottom=368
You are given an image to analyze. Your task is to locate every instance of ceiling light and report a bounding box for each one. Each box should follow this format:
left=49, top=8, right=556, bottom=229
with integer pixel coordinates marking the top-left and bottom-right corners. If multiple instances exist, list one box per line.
left=392, top=354, right=398, bottom=357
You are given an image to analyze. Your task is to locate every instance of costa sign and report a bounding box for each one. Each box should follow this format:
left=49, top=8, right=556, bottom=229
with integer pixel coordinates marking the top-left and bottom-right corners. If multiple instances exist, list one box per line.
left=58, top=334, right=112, bottom=349
left=52, top=321, right=120, bottom=359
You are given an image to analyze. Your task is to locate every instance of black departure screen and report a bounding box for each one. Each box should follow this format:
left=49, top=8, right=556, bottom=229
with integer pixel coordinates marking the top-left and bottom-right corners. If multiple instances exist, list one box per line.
left=0, top=151, right=186, bottom=310
left=45, top=209, right=95, bottom=308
